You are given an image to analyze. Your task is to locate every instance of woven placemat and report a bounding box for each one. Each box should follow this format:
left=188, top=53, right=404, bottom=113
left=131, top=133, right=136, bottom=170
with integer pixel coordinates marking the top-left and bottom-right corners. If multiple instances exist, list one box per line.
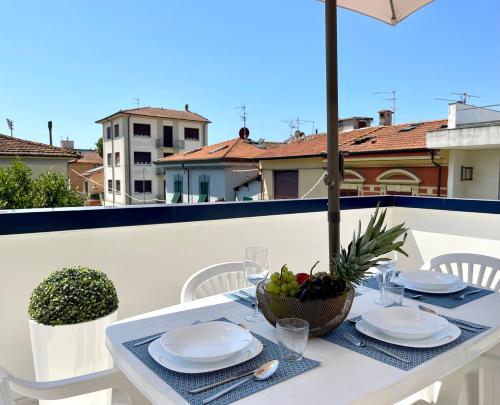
left=321, top=316, right=489, bottom=371
left=123, top=318, right=320, bottom=405
left=364, top=276, right=494, bottom=308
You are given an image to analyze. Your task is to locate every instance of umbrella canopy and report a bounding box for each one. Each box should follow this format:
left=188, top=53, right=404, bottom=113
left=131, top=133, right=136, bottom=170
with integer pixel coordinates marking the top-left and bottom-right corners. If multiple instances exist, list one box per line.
left=321, top=0, right=434, bottom=268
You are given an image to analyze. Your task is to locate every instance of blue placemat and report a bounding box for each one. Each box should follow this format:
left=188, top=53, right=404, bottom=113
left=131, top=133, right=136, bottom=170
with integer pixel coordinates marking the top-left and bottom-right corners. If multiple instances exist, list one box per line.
left=364, top=276, right=494, bottom=308
left=224, top=288, right=256, bottom=309
left=123, top=318, right=320, bottom=405
left=321, top=316, right=489, bottom=371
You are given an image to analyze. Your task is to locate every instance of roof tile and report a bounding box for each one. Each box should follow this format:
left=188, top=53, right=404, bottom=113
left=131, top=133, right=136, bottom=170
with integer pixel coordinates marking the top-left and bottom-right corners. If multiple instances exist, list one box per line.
left=0, top=134, right=79, bottom=158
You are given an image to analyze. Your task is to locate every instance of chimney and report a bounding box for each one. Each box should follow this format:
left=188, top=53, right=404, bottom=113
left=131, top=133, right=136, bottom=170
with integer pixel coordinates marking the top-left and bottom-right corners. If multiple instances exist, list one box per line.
left=48, top=121, right=53, bottom=145
left=378, top=109, right=393, bottom=126
left=60, top=138, right=74, bottom=150
left=185, top=104, right=189, bottom=112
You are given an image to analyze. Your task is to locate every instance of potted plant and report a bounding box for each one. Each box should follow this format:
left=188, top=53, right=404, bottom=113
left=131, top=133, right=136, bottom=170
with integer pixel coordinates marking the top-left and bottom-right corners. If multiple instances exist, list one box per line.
left=28, top=266, right=119, bottom=405
left=257, top=205, right=408, bottom=336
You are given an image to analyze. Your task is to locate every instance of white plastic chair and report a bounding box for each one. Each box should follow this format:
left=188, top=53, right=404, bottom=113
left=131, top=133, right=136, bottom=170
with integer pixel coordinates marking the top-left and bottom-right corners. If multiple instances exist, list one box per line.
left=0, top=367, right=149, bottom=405
left=420, top=253, right=500, bottom=291
left=180, top=262, right=250, bottom=303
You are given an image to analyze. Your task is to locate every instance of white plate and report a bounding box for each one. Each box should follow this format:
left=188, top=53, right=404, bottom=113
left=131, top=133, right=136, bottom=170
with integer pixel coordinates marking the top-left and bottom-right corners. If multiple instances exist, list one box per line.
left=362, top=307, right=449, bottom=340
left=355, top=318, right=461, bottom=348
left=160, top=321, right=253, bottom=363
left=399, top=271, right=459, bottom=290
left=398, top=278, right=468, bottom=294
left=149, top=336, right=263, bottom=373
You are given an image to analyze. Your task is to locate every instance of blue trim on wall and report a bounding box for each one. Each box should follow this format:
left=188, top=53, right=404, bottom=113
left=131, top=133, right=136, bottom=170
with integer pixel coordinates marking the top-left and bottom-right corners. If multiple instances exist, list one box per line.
left=0, top=195, right=498, bottom=235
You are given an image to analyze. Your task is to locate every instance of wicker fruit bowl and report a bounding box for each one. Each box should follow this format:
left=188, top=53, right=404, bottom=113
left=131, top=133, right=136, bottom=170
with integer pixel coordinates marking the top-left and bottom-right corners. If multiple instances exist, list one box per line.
left=256, top=279, right=355, bottom=337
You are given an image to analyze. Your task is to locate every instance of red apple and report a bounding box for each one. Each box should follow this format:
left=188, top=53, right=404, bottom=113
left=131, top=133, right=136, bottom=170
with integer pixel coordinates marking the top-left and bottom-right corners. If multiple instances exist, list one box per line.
left=296, top=273, right=310, bottom=285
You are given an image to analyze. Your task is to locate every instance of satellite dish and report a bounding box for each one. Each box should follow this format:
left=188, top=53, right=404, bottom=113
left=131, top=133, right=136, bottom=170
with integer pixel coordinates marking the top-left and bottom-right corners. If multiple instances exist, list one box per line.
left=239, top=127, right=250, bottom=139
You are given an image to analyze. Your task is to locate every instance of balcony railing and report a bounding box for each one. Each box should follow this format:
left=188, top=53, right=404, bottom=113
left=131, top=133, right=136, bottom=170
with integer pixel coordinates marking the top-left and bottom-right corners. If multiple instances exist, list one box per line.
left=1, top=196, right=500, bottom=380
left=155, top=139, right=185, bottom=149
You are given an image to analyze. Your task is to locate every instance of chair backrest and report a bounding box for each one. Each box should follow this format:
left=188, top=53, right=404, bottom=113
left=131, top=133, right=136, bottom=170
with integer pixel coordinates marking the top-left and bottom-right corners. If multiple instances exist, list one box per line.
left=420, top=253, right=500, bottom=291
left=0, top=368, right=14, bottom=405
left=180, top=262, right=249, bottom=303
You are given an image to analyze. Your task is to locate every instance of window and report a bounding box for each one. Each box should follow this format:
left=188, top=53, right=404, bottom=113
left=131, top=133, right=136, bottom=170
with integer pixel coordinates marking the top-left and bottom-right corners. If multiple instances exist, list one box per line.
left=172, top=174, right=183, bottom=203
left=107, top=153, right=112, bottom=166
left=133, top=123, right=151, bottom=137
left=163, top=126, right=173, bottom=147
left=84, top=181, right=89, bottom=194
left=115, top=180, right=121, bottom=194
left=134, top=180, right=152, bottom=193
left=134, top=151, right=151, bottom=164
left=340, top=189, right=359, bottom=197
left=107, top=180, right=112, bottom=192
left=185, top=127, right=200, bottom=141
left=163, top=152, right=173, bottom=158
left=114, top=124, right=119, bottom=138
left=198, top=174, right=209, bottom=202
left=115, top=152, right=120, bottom=166
left=273, top=170, right=298, bottom=199
left=461, top=166, right=473, bottom=181
left=106, top=127, right=111, bottom=140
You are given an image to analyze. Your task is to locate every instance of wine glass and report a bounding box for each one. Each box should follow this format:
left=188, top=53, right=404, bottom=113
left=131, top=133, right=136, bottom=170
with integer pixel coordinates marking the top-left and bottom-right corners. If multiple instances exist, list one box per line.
left=244, top=247, right=269, bottom=322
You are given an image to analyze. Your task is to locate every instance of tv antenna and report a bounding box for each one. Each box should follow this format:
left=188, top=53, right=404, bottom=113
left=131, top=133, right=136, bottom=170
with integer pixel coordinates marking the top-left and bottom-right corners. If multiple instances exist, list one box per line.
left=236, top=105, right=249, bottom=129
left=373, top=90, right=397, bottom=123
left=435, top=92, right=480, bottom=105
left=133, top=97, right=140, bottom=108
left=6, top=119, right=14, bottom=136
left=281, top=117, right=315, bottom=136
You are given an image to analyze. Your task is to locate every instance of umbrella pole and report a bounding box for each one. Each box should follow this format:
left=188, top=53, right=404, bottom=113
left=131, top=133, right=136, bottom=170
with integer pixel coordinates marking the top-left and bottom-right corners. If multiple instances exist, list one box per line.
left=325, top=0, right=340, bottom=269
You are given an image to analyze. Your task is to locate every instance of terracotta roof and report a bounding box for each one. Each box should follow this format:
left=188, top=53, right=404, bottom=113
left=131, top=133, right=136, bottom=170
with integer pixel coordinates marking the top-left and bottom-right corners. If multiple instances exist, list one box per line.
left=96, top=107, right=211, bottom=123
left=0, top=134, right=79, bottom=159
left=72, top=151, right=102, bottom=164
left=157, top=138, right=281, bottom=164
left=258, top=119, right=447, bottom=159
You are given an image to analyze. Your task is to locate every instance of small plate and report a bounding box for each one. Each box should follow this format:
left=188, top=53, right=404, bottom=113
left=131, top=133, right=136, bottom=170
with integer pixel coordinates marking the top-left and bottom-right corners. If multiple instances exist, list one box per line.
left=148, top=336, right=263, bottom=374
left=399, top=271, right=459, bottom=290
left=398, top=278, right=468, bottom=294
left=355, top=318, right=461, bottom=348
left=362, top=307, right=449, bottom=340
left=160, top=321, right=253, bottom=363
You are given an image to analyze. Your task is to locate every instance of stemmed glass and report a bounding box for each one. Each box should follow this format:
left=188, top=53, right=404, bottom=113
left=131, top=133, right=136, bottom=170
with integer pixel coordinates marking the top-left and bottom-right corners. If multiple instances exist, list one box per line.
left=244, top=247, right=269, bottom=322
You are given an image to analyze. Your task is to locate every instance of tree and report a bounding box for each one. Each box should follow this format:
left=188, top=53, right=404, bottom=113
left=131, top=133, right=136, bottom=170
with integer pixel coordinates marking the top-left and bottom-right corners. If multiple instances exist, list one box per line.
left=0, top=160, right=34, bottom=209
left=96, top=137, right=103, bottom=158
left=0, top=160, right=84, bottom=209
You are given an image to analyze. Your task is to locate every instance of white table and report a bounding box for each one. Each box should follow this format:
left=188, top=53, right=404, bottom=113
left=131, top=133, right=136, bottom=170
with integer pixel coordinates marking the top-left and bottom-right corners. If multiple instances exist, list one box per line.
left=106, top=288, right=500, bottom=404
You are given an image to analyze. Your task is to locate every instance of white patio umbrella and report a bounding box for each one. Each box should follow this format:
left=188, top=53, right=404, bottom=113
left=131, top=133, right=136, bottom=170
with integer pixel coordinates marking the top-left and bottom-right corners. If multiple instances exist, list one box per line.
left=320, top=0, right=434, bottom=267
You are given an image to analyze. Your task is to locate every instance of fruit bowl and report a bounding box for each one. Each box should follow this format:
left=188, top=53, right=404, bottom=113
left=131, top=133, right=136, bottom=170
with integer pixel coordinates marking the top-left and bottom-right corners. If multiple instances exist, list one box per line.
left=256, top=279, right=355, bottom=337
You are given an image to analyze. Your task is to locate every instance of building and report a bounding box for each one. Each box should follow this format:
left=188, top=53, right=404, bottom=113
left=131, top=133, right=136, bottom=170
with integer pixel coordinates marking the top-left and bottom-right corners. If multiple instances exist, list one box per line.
left=156, top=137, right=280, bottom=203
left=96, top=106, right=210, bottom=205
left=67, top=143, right=103, bottom=192
left=427, top=102, right=500, bottom=200
left=258, top=112, right=448, bottom=199
left=0, top=133, right=78, bottom=176
left=82, top=166, right=104, bottom=197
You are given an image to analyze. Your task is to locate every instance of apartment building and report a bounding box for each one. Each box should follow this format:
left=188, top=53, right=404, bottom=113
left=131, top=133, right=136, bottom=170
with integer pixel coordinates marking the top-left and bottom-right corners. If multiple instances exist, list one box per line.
left=96, top=106, right=210, bottom=205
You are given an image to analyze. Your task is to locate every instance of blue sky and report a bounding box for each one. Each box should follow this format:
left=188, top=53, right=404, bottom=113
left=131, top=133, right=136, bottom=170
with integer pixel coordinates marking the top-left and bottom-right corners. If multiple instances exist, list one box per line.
left=0, top=0, right=499, bottom=148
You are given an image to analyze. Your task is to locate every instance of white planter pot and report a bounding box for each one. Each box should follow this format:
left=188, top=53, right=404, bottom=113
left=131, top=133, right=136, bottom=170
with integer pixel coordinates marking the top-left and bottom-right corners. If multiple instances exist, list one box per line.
left=29, top=310, right=118, bottom=405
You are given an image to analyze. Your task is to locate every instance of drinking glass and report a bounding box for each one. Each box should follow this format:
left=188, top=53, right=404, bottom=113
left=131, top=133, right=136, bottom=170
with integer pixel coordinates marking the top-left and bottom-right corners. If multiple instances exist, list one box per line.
left=276, top=318, right=309, bottom=362
left=384, top=283, right=405, bottom=307
left=373, top=259, right=397, bottom=305
left=244, top=247, right=270, bottom=322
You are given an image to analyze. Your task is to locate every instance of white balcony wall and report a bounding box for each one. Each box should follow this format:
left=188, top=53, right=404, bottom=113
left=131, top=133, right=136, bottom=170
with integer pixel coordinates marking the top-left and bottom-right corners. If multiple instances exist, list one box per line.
left=1, top=204, right=500, bottom=385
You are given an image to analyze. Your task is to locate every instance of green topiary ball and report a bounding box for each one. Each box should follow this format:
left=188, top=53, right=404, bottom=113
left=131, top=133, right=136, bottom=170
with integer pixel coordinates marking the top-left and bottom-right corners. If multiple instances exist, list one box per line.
left=28, top=266, right=119, bottom=326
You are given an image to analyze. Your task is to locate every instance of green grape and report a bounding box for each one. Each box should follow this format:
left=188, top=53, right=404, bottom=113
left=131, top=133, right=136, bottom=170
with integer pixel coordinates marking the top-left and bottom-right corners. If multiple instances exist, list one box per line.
left=290, top=280, right=299, bottom=289
left=271, top=273, right=279, bottom=283
left=279, top=292, right=287, bottom=297
left=267, top=282, right=276, bottom=292
left=280, top=284, right=288, bottom=292
left=289, top=289, right=298, bottom=297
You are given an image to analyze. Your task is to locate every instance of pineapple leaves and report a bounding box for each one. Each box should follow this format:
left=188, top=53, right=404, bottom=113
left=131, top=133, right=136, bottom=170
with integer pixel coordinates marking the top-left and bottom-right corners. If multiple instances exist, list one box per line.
left=330, top=203, right=408, bottom=286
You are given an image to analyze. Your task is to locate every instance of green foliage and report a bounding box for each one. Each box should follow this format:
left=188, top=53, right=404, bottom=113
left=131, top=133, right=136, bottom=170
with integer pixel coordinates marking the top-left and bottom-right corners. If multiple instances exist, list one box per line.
left=28, top=266, right=119, bottom=326
left=96, top=137, right=103, bottom=158
left=0, top=160, right=34, bottom=209
left=31, top=171, right=84, bottom=208
left=0, top=159, right=84, bottom=209
left=331, top=204, right=408, bottom=286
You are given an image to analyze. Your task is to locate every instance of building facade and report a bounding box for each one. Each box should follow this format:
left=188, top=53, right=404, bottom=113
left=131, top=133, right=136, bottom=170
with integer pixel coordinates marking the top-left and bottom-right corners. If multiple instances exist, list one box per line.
left=96, top=106, right=210, bottom=205
left=258, top=116, right=448, bottom=199
left=68, top=149, right=102, bottom=193
left=427, top=102, right=500, bottom=200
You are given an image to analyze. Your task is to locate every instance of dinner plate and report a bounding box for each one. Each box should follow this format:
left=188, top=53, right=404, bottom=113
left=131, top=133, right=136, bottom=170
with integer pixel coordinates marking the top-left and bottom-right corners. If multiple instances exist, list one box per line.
left=397, top=278, right=468, bottom=294
left=398, top=271, right=459, bottom=290
left=160, top=321, right=253, bottom=363
left=362, top=306, right=449, bottom=340
left=149, top=336, right=263, bottom=373
left=355, top=318, right=461, bottom=348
